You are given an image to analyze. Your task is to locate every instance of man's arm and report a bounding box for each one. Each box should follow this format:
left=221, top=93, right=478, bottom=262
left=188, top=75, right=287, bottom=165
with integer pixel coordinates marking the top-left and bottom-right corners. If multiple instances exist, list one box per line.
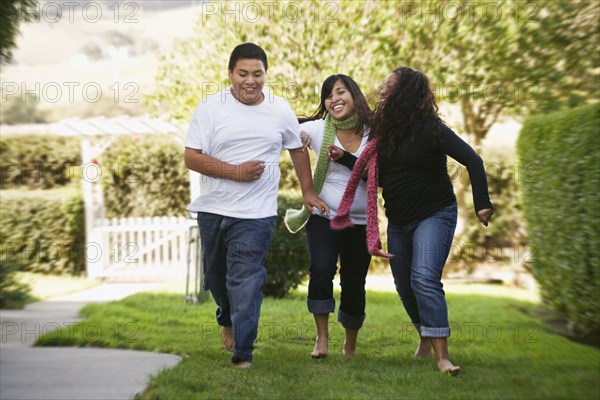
left=184, top=147, right=265, bottom=181
left=288, top=147, right=330, bottom=215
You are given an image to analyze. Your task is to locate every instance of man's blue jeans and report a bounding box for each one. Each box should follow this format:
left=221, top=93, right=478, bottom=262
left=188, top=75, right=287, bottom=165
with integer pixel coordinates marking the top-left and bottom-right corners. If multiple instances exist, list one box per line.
left=387, top=203, right=457, bottom=338
left=197, top=212, right=276, bottom=363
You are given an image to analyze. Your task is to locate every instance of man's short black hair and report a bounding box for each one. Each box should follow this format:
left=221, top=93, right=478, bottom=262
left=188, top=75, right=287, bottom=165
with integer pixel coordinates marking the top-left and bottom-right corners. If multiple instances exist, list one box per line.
left=228, top=43, right=268, bottom=71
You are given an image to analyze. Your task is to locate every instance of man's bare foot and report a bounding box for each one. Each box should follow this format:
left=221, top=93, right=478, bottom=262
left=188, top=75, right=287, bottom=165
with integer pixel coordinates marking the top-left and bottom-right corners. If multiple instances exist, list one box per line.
left=414, top=338, right=432, bottom=359
left=221, top=326, right=234, bottom=352
left=437, top=359, right=460, bottom=375
left=234, top=361, right=252, bottom=369
left=342, top=342, right=356, bottom=359
left=343, top=328, right=358, bottom=359
left=311, top=336, right=328, bottom=359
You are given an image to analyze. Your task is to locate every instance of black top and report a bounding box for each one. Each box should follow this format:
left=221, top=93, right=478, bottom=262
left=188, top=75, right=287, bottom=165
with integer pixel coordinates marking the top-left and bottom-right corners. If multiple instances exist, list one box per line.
left=378, top=121, right=493, bottom=225
left=336, top=151, right=359, bottom=170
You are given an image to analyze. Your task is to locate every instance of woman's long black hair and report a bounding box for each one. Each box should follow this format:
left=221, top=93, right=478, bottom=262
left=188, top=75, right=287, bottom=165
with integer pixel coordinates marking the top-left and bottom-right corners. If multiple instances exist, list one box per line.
left=299, top=74, right=372, bottom=136
left=372, top=67, right=443, bottom=156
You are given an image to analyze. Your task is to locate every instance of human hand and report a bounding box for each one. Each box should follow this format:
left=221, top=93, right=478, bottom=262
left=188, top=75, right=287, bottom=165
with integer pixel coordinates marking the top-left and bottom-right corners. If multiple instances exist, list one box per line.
left=300, top=131, right=312, bottom=152
left=303, top=190, right=330, bottom=217
left=327, top=145, right=344, bottom=161
left=477, top=208, right=494, bottom=227
left=237, top=160, right=265, bottom=181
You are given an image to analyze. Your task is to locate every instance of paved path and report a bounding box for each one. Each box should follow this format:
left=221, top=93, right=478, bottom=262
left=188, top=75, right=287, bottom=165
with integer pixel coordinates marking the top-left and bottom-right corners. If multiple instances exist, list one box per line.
left=0, top=283, right=182, bottom=400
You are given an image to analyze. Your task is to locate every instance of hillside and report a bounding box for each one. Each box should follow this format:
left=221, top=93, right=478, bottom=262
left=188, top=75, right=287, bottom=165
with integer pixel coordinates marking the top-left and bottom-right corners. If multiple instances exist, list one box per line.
left=1, top=2, right=203, bottom=120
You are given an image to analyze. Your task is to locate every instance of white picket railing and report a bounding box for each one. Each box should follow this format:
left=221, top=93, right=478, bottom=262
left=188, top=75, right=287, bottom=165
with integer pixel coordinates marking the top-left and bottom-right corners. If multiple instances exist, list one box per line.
left=88, top=216, right=199, bottom=280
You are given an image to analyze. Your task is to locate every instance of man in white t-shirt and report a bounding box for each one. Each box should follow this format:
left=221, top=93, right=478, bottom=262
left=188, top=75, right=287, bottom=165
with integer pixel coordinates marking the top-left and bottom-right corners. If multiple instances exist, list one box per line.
left=184, top=43, right=328, bottom=368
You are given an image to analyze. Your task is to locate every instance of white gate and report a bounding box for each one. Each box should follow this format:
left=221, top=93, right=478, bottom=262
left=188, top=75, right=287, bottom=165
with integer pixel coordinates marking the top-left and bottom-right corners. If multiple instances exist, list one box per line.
left=86, top=216, right=199, bottom=280
left=50, top=116, right=203, bottom=283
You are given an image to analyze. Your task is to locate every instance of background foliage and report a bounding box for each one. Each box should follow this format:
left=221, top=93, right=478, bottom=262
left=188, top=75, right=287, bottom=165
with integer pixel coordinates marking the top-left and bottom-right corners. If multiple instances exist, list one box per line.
left=0, top=188, right=85, bottom=275
left=517, top=103, right=600, bottom=336
left=100, top=134, right=190, bottom=218
left=0, top=255, right=33, bottom=309
left=0, top=135, right=81, bottom=189
left=0, top=0, right=38, bottom=62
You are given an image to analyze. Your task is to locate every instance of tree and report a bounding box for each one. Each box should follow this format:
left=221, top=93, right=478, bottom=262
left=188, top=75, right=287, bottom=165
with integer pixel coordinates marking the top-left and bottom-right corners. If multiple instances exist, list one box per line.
left=378, top=0, right=599, bottom=149
left=0, top=0, right=38, bottom=62
left=148, top=0, right=598, bottom=140
left=144, top=0, right=398, bottom=120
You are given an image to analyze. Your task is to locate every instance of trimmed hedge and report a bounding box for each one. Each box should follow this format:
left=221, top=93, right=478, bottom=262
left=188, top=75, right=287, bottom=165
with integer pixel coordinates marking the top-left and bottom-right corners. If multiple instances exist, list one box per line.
left=264, top=192, right=309, bottom=298
left=517, top=103, right=600, bottom=336
left=101, top=135, right=190, bottom=217
left=0, top=189, right=85, bottom=275
left=0, top=135, right=81, bottom=189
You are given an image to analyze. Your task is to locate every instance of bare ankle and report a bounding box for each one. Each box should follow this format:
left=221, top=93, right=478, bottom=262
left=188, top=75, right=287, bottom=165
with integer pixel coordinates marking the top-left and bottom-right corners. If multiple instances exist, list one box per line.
left=414, top=337, right=432, bottom=358
left=311, top=335, right=329, bottom=358
left=221, top=325, right=234, bottom=352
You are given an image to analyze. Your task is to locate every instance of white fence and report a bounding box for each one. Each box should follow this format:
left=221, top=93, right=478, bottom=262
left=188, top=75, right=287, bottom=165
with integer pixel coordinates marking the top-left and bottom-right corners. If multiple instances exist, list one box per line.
left=88, top=216, right=200, bottom=281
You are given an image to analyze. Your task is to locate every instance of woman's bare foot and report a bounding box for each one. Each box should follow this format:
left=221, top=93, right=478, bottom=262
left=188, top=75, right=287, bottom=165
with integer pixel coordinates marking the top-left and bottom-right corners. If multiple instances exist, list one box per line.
left=311, top=336, right=328, bottom=359
left=437, top=359, right=460, bottom=375
left=343, top=328, right=358, bottom=359
left=221, top=326, right=234, bottom=352
left=414, top=337, right=432, bottom=359
left=431, top=337, right=460, bottom=375
left=311, top=313, right=329, bottom=359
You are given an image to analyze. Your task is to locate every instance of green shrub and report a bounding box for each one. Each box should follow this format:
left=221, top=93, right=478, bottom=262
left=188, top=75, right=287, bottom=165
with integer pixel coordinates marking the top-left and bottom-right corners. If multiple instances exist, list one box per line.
left=0, top=189, right=85, bottom=275
left=278, top=151, right=301, bottom=191
left=517, top=103, right=600, bottom=336
left=101, top=135, right=190, bottom=217
left=264, top=192, right=309, bottom=298
left=0, top=135, right=81, bottom=189
left=0, top=256, right=33, bottom=309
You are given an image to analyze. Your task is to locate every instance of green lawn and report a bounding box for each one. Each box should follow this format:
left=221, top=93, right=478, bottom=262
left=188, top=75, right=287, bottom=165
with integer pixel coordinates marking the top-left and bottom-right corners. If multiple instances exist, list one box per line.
left=36, top=286, right=599, bottom=399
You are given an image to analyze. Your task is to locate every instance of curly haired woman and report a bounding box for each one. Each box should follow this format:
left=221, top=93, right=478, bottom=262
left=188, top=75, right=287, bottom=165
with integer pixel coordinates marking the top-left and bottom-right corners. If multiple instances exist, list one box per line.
left=333, top=67, right=494, bottom=374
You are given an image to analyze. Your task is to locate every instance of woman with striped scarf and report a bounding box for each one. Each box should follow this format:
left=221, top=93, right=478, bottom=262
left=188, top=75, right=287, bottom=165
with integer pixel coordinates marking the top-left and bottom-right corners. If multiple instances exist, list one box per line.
left=285, top=74, right=373, bottom=359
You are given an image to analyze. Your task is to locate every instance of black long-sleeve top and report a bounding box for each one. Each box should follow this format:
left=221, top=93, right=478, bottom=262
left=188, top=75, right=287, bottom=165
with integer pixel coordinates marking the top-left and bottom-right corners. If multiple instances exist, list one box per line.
left=378, top=121, right=493, bottom=225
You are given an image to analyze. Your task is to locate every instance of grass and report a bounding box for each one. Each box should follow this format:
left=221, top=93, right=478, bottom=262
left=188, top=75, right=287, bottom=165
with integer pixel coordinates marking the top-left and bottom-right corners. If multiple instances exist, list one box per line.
left=36, top=285, right=599, bottom=399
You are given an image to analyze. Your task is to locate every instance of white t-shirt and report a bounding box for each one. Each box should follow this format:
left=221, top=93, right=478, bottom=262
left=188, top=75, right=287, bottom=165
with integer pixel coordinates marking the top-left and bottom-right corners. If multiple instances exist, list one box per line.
left=301, top=119, right=369, bottom=225
left=185, top=89, right=302, bottom=218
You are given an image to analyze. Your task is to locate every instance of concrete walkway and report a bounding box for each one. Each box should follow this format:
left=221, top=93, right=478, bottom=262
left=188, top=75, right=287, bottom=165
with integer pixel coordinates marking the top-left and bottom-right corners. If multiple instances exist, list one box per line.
left=0, top=283, right=182, bottom=400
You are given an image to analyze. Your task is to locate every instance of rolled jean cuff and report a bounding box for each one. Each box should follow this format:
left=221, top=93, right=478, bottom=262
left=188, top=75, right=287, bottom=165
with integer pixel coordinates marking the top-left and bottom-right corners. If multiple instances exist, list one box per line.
left=420, top=326, right=451, bottom=338
left=337, top=309, right=365, bottom=330
left=307, top=297, right=335, bottom=314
